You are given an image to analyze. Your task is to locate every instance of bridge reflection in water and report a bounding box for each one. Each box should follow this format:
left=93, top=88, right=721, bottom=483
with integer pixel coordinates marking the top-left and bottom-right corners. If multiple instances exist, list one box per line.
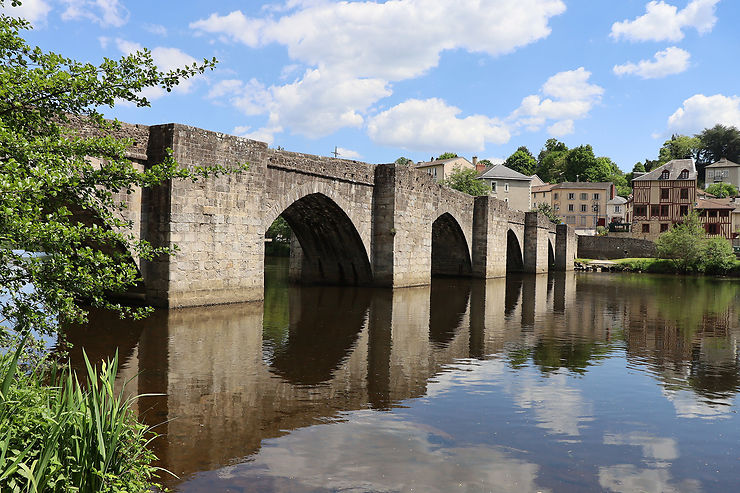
left=62, top=261, right=740, bottom=492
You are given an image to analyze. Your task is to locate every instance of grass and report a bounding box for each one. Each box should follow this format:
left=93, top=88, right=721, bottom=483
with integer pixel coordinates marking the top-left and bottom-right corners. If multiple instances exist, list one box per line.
left=0, top=336, right=163, bottom=492
left=577, top=257, right=740, bottom=276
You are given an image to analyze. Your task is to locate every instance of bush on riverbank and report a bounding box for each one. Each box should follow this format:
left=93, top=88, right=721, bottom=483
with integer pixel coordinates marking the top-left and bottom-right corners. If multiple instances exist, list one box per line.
left=1, top=340, right=161, bottom=493
left=578, top=257, right=740, bottom=276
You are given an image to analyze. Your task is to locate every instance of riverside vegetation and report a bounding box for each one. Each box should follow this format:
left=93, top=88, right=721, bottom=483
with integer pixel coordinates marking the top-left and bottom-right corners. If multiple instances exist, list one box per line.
left=0, top=0, right=231, bottom=490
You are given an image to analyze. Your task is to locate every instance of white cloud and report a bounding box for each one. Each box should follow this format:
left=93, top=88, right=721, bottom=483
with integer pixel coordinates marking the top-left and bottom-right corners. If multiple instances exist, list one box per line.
left=509, top=67, right=604, bottom=136
left=610, top=0, right=720, bottom=42
left=61, top=0, right=129, bottom=27
left=336, top=147, right=361, bottom=159
left=193, top=0, right=566, bottom=144
left=367, top=98, right=510, bottom=153
left=603, top=433, right=678, bottom=461
left=191, top=0, right=566, bottom=82
left=667, top=94, right=740, bottom=134
left=233, top=125, right=279, bottom=145
left=614, top=46, right=690, bottom=79
left=0, top=0, right=51, bottom=24
left=114, top=38, right=200, bottom=100
left=143, top=23, right=167, bottom=36
left=211, top=69, right=390, bottom=139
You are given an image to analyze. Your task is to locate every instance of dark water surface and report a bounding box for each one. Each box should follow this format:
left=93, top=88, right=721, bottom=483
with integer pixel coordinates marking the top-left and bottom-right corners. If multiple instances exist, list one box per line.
left=64, top=258, right=740, bottom=492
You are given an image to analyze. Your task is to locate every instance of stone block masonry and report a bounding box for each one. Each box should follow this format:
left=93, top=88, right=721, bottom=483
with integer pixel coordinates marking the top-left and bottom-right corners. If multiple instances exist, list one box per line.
left=577, top=236, right=656, bottom=260
left=76, top=119, right=576, bottom=307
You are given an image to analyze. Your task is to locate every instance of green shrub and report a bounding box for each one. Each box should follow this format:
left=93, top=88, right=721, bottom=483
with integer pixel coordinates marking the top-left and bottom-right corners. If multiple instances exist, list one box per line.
left=702, top=237, right=736, bottom=274
left=1, top=339, right=162, bottom=492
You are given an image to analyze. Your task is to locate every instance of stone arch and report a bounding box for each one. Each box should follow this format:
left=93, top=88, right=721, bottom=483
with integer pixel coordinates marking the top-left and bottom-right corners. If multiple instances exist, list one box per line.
left=507, top=229, right=524, bottom=272
left=269, top=192, right=372, bottom=286
left=431, top=212, right=473, bottom=277
left=548, top=237, right=555, bottom=269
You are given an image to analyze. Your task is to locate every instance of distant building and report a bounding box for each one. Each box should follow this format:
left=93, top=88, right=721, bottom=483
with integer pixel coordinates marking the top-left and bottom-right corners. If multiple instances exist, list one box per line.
left=631, top=159, right=697, bottom=240
left=705, top=158, right=740, bottom=190
left=695, top=197, right=734, bottom=238
left=414, top=156, right=476, bottom=183
left=530, top=174, right=546, bottom=187
left=607, top=196, right=627, bottom=224
left=531, top=183, right=556, bottom=209
left=551, top=182, right=616, bottom=233
left=477, top=164, right=533, bottom=211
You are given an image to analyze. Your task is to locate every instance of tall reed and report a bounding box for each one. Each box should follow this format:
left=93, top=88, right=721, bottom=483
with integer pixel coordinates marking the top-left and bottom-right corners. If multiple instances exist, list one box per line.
left=0, top=338, right=163, bottom=492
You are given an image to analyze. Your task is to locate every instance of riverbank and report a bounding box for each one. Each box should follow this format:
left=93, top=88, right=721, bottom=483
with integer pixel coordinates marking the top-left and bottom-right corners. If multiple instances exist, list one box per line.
left=576, top=257, right=740, bottom=276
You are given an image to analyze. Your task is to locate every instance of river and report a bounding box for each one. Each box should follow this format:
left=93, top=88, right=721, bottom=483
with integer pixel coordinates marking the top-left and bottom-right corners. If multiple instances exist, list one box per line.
left=62, top=257, right=740, bottom=492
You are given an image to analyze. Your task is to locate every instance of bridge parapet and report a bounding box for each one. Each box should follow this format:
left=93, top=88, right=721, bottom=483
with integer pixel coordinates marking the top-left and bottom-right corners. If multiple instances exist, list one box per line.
left=267, top=150, right=375, bottom=185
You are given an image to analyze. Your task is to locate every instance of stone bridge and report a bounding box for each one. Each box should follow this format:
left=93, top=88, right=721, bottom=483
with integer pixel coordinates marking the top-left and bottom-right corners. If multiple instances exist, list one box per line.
left=106, top=122, right=576, bottom=308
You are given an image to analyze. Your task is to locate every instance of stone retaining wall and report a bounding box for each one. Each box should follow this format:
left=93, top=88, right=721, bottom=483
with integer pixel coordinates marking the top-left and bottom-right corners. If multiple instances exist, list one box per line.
left=577, top=235, right=656, bottom=260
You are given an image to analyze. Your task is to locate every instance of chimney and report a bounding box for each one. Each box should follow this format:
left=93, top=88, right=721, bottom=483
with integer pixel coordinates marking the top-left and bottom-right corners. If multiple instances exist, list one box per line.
left=474, top=156, right=484, bottom=173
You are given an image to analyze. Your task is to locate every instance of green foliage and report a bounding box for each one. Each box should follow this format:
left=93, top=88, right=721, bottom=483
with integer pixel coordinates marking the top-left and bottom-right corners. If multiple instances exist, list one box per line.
left=702, top=237, right=736, bottom=275
left=0, top=5, right=232, bottom=346
left=1, top=341, right=162, bottom=492
left=478, top=159, right=494, bottom=169
left=394, top=156, right=412, bottom=166
left=632, top=162, right=646, bottom=173
left=656, top=212, right=706, bottom=273
left=504, top=146, right=537, bottom=176
left=265, top=216, right=292, bottom=257
left=532, top=203, right=560, bottom=224
left=536, top=139, right=568, bottom=182
left=705, top=182, right=739, bottom=198
left=436, top=152, right=458, bottom=160
left=658, top=134, right=700, bottom=165
left=695, top=124, right=740, bottom=178
left=442, top=167, right=491, bottom=196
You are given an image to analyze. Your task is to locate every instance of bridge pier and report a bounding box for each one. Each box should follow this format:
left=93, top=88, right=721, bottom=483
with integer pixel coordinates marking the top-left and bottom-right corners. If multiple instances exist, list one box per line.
left=555, top=223, right=576, bottom=271
left=523, top=212, right=551, bottom=274
left=471, top=196, right=509, bottom=278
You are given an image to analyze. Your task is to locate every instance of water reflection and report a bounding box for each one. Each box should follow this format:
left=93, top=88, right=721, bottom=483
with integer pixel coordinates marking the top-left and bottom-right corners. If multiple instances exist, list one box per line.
left=61, top=264, right=740, bottom=491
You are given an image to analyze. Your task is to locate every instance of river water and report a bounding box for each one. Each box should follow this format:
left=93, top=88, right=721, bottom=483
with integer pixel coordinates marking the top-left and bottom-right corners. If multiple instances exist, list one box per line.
left=63, top=258, right=740, bottom=492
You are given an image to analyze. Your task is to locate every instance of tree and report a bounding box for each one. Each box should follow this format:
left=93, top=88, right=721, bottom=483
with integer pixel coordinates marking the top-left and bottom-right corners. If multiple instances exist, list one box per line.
left=656, top=212, right=707, bottom=273
left=504, top=146, right=537, bottom=176
left=633, top=162, right=646, bottom=173
left=562, top=145, right=597, bottom=182
left=658, top=134, right=700, bottom=165
left=442, top=167, right=491, bottom=196
left=696, top=124, right=740, bottom=181
left=0, top=4, right=222, bottom=347
left=702, top=237, right=736, bottom=274
left=436, top=152, right=458, bottom=160
left=394, top=156, right=413, bottom=166
left=705, top=182, right=739, bottom=198
left=532, top=203, right=560, bottom=224
left=536, top=139, right=568, bottom=182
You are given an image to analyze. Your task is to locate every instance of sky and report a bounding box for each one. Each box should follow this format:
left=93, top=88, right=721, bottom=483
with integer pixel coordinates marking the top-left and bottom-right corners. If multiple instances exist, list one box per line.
left=4, top=0, right=740, bottom=171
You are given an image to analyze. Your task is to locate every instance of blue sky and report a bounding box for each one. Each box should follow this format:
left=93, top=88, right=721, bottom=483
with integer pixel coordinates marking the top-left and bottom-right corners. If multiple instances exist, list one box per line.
left=5, top=0, right=740, bottom=171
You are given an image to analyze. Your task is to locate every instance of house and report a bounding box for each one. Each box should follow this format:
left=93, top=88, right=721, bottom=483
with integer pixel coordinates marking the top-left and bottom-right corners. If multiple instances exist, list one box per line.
left=414, top=156, right=476, bottom=183
left=551, top=182, right=615, bottom=233
left=530, top=174, right=546, bottom=187
left=631, top=159, right=697, bottom=240
left=531, top=183, right=556, bottom=209
left=607, top=196, right=628, bottom=224
left=705, top=158, right=740, bottom=190
left=695, top=197, right=734, bottom=238
left=477, top=164, right=533, bottom=211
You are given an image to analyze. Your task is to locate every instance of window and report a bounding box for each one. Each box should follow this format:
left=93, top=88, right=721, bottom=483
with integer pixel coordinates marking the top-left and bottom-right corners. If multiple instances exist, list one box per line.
left=660, top=188, right=669, bottom=200
left=554, top=204, right=560, bottom=211
left=680, top=188, right=689, bottom=199
left=568, top=204, right=574, bottom=212
left=504, top=198, right=509, bottom=204
left=706, top=223, right=719, bottom=235
left=660, top=170, right=670, bottom=179
left=709, top=210, right=718, bottom=218
left=568, top=193, right=575, bottom=200
left=651, top=205, right=659, bottom=217
left=679, top=169, right=689, bottom=179
left=642, top=223, right=650, bottom=233
left=720, top=210, right=730, bottom=217
left=491, top=182, right=497, bottom=192
left=579, top=216, right=586, bottom=226
left=614, top=205, right=621, bottom=213
left=679, top=205, right=688, bottom=216
left=635, top=205, right=647, bottom=217
left=580, top=193, right=587, bottom=200
left=504, top=183, right=509, bottom=192
left=554, top=193, right=559, bottom=200
left=566, top=216, right=575, bottom=224
left=593, top=193, right=600, bottom=200
left=580, top=204, right=587, bottom=212
left=660, top=205, right=669, bottom=217
left=660, top=223, right=669, bottom=232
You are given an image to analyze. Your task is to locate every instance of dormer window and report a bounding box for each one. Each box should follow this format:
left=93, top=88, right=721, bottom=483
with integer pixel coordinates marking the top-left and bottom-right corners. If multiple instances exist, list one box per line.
left=679, top=169, right=689, bottom=179
left=660, top=170, right=670, bottom=180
